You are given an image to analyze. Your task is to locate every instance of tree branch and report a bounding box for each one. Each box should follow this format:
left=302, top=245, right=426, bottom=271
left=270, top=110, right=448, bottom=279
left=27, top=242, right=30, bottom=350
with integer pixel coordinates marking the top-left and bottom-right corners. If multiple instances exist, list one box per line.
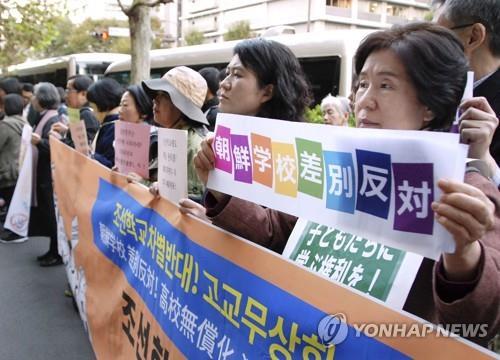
left=126, top=0, right=173, bottom=15
left=117, top=0, right=131, bottom=16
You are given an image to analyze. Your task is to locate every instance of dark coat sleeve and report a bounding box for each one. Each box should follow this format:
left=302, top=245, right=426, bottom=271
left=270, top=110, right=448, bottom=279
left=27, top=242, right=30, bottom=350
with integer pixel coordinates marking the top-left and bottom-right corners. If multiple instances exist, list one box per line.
left=205, top=192, right=297, bottom=253
left=431, top=171, right=500, bottom=345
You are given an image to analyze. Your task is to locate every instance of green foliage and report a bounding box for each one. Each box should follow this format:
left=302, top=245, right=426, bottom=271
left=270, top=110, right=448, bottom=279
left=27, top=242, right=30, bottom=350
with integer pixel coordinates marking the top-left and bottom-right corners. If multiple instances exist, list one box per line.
left=423, top=11, right=434, bottom=22
left=184, top=29, right=204, bottom=46
left=223, top=21, right=254, bottom=41
left=42, top=18, right=133, bottom=56
left=348, top=112, right=356, bottom=127
left=304, top=104, right=323, bottom=124
left=0, top=1, right=63, bottom=70
left=1, top=6, right=165, bottom=70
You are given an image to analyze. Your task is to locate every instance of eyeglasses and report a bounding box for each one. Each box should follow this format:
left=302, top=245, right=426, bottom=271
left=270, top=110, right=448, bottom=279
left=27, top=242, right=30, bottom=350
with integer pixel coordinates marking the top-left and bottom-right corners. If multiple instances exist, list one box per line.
left=450, top=23, right=475, bottom=30
left=65, top=88, right=78, bottom=93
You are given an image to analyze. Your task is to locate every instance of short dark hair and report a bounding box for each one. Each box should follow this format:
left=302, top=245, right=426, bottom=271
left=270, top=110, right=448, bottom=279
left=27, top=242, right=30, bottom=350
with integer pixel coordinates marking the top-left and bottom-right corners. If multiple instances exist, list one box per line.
left=68, top=75, right=94, bottom=92
left=125, top=84, right=154, bottom=123
left=87, top=78, right=124, bottom=112
left=439, top=0, right=500, bottom=56
left=22, top=82, right=34, bottom=93
left=0, top=77, right=22, bottom=95
left=354, top=22, right=468, bottom=131
left=233, top=38, right=312, bottom=122
left=3, top=94, right=24, bottom=116
left=199, top=67, right=220, bottom=96
left=34, top=82, right=60, bottom=110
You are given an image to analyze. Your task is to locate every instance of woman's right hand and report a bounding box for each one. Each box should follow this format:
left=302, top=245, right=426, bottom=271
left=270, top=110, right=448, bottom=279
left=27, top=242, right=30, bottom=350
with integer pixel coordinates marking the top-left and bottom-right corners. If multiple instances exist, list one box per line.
left=179, top=198, right=211, bottom=223
left=193, top=135, right=215, bottom=186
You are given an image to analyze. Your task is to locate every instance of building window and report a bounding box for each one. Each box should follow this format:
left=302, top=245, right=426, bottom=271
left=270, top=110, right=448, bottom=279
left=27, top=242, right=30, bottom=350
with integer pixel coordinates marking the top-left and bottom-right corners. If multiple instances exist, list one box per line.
left=326, top=0, right=352, bottom=7
left=387, top=5, right=405, bottom=17
left=369, top=2, right=379, bottom=13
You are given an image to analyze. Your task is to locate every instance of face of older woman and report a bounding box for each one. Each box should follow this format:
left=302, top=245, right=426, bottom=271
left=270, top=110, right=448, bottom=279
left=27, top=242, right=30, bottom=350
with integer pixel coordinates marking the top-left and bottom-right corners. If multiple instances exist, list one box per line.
left=355, top=49, right=433, bottom=130
left=322, top=104, right=346, bottom=126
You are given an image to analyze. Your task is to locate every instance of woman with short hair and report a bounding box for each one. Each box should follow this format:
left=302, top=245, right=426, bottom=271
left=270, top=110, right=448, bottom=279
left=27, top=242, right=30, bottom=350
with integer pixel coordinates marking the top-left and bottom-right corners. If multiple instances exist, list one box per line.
left=30, top=82, right=64, bottom=266
left=86, top=78, right=124, bottom=168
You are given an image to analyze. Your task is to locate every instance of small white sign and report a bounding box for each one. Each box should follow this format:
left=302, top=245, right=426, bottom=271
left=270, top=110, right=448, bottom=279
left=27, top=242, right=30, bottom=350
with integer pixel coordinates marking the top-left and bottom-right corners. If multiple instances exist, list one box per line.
left=158, top=128, right=188, bottom=204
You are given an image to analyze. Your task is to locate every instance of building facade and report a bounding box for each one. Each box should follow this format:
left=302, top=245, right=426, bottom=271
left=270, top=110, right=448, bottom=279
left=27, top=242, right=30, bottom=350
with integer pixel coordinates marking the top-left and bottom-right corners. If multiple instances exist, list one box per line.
left=181, top=0, right=430, bottom=43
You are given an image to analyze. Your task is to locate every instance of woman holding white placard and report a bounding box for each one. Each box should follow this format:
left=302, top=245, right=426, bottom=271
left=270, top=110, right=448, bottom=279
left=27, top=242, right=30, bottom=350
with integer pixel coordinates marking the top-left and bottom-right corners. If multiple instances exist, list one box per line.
left=192, top=23, right=500, bottom=347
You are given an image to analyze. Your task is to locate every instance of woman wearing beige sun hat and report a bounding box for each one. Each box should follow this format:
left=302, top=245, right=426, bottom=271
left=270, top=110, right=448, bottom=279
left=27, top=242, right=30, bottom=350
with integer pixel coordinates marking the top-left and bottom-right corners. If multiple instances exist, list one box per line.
left=142, top=66, right=209, bottom=202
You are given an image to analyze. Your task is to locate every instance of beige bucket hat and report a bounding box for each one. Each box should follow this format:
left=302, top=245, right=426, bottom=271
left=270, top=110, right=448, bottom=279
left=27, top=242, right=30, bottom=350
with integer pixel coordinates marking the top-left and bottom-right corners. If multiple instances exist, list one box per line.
left=142, top=66, right=209, bottom=125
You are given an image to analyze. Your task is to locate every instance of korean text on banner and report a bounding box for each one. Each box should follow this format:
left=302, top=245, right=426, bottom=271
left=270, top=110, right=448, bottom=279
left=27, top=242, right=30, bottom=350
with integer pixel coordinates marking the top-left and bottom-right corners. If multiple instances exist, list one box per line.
left=50, top=138, right=495, bottom=359
left=207, top=114, right=469, bottom=260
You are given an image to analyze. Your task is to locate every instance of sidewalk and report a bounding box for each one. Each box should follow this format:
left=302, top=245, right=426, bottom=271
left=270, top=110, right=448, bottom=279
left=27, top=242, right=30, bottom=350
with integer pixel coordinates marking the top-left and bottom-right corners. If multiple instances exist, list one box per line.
left=0, top=236, right=94, bottom=359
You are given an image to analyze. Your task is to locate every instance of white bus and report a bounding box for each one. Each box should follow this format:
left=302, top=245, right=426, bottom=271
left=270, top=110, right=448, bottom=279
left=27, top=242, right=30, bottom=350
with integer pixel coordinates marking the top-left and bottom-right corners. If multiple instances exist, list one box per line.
left=105, top=30, right=373, bottom=104
left=7, top=53, right=130, bottom=87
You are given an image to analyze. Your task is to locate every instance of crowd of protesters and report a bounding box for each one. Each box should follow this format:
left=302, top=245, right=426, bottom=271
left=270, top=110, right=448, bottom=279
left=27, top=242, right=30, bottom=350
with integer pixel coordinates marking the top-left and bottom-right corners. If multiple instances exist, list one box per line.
left=0, top=0, right=498, bottom=350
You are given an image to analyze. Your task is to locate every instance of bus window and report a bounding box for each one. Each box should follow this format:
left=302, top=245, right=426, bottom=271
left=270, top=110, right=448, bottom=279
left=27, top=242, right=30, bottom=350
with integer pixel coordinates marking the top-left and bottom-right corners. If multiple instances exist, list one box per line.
left=300, top=56, right=341, bottom=105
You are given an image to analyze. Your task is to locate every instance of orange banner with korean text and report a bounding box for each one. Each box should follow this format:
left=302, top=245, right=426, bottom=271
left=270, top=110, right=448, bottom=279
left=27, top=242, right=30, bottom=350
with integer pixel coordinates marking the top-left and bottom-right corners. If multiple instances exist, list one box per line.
left=50, top=137, right=495, bottom=359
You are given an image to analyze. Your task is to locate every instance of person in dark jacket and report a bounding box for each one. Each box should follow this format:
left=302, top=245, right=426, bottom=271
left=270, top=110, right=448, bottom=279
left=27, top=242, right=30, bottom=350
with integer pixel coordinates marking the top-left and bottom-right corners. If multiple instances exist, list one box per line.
left=199, top=67, right=221, bottom=131
left=87, top=78, right=124, bottom=168
left=0, top=94, right=28, bottom=243
left=30, top=83, right=63, bottom=266
left=433, top=0, right=500, bottom=167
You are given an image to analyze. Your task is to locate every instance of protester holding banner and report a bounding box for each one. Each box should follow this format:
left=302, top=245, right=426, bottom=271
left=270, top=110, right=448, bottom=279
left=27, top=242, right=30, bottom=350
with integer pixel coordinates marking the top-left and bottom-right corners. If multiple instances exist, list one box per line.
left=193, top=23, right=500, bottom=346
left=0, top=94, right=28, bottom=243
left=142, top=66, right=210, bottom=201
left=29, top=83, right=64, bottom=266
left=87, top=78, right=124, bottom=169
left=179, top=38, right=311, bottom=217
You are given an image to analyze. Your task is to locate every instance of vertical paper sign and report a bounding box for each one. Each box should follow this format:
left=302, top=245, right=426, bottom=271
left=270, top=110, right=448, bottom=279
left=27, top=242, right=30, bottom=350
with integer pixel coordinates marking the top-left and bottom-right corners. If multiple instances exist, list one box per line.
left=230, top=134, right=252, bottom=183
left=68, top=108, right=80, bottom=124
left=393, top=163, right=434, bottom=235
left=69, top=121, right=90, bottom=156
left=356, top=149, right=392, bottom=219
left=158, top=128, right=188, bottom=204
left=296, top=138, right=324, bottom=199
left=213, top=125, right=232, bottom=173
left=251, top=133, right=273, bottom=187
left=114, top=121, right=150, bottom=179
left=272, top=142, right=298, bottom=197
left=324, top=151, right=356, bottom=214
left=5, top=125, right=33, bottom=236
left=451, top=71, right=474, bottom=133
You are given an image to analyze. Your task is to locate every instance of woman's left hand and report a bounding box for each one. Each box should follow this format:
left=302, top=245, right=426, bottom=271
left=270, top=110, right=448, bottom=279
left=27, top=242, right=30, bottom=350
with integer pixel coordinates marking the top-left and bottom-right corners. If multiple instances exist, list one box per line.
left=432, top=179, right=495, bottom=281
left=459, top=97, right=498, bottom=175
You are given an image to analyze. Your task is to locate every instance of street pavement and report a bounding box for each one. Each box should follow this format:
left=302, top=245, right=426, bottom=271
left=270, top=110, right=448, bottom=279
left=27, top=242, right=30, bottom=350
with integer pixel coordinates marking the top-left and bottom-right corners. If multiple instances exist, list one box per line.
left=0, top=236, right=94, bottom=359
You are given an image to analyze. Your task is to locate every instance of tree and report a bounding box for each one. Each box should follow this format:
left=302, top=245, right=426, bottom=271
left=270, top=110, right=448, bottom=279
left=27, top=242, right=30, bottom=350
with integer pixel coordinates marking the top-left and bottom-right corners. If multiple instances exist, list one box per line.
left=0, top=1, right=63, bottom=71
left=223, top=21, right=254, bottom=42
left=184, top=29, right=204, bottom=46
left=117, top=0, right=172, bottom=84
left=42, top=17, right=164, bottom=58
